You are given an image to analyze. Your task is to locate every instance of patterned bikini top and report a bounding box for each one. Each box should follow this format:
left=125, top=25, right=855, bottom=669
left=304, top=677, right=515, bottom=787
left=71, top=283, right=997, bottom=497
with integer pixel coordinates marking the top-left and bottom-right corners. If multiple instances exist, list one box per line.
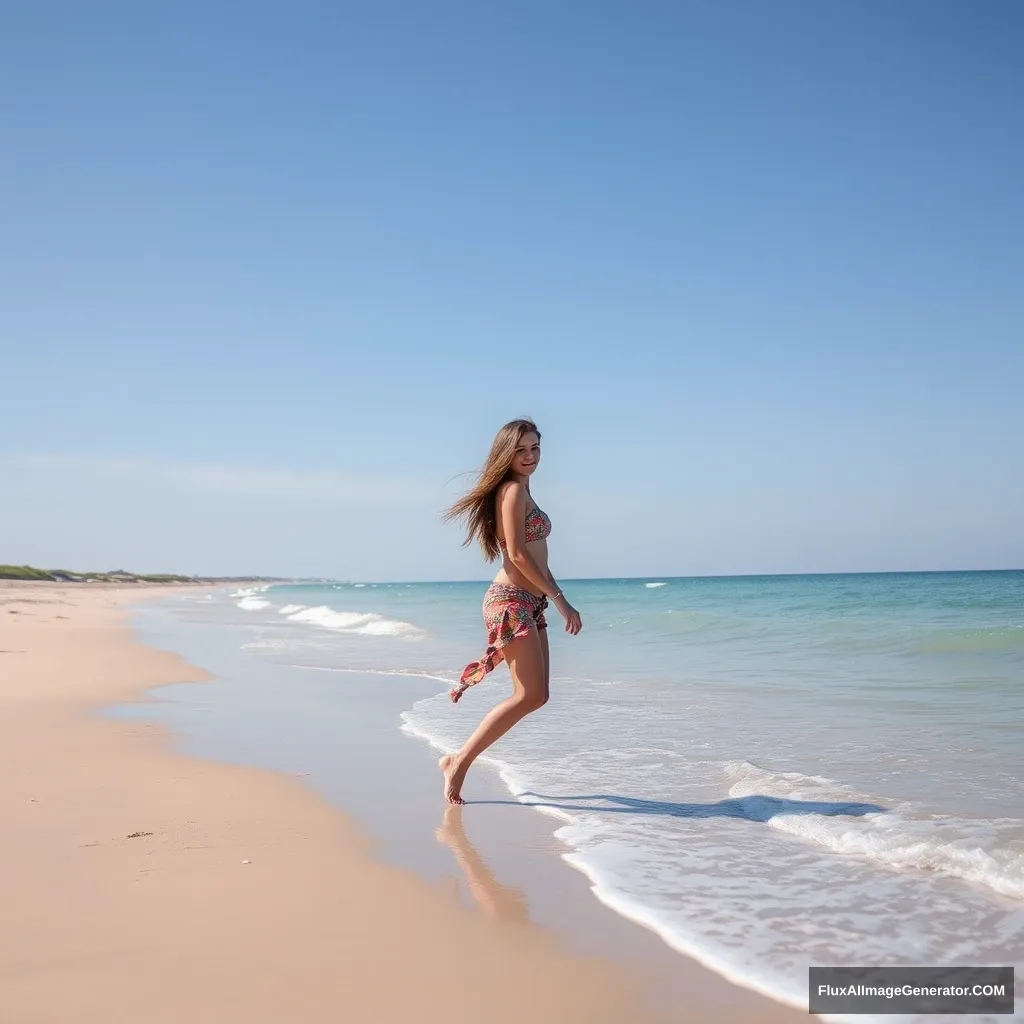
left=498, top=506, right=551, bottom=550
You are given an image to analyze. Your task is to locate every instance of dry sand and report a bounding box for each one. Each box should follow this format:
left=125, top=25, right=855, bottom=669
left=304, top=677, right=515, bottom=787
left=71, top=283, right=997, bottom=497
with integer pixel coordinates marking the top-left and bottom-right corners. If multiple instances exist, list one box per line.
left=0, top=583, right=806, bottom=1023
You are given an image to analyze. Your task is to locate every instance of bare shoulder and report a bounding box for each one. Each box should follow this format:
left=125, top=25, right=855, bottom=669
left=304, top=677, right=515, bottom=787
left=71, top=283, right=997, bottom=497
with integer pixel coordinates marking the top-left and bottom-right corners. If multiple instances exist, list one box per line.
left=497, top=479, right=526, bottom=509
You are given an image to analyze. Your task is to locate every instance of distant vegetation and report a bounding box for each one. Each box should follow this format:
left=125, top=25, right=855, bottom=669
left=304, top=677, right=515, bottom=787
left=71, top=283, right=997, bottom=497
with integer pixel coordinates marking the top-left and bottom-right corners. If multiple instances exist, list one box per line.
left=0, top=565, right=279, bottom=584
left=0, top=565, right=60, bottom=581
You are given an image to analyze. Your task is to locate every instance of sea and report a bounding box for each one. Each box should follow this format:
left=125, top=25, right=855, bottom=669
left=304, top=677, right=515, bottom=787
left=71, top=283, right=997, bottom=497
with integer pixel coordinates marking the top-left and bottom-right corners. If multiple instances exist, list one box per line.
left=143, top=572, right=1023, bottom=1019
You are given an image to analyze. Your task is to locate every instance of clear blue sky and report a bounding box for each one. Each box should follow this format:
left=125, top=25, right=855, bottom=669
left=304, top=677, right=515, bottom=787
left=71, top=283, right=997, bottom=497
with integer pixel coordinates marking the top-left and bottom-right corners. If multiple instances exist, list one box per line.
left=2, top=1, right=1021, bottom=580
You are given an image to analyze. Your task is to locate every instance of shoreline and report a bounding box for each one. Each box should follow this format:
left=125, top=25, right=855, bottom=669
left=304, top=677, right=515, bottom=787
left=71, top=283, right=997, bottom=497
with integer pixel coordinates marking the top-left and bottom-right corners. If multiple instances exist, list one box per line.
left=1, top=583, right=804, bottom=1022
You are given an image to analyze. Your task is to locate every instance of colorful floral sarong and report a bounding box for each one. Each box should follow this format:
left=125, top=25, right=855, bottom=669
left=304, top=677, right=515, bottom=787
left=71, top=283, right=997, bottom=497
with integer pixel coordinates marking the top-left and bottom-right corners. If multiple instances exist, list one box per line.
left=450, top=583, right=548, bottom=703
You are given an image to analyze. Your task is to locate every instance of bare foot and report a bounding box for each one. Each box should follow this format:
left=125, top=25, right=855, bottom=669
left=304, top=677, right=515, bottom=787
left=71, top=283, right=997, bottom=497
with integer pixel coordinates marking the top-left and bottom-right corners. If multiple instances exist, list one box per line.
left=439, top=754, right=466, bottom=805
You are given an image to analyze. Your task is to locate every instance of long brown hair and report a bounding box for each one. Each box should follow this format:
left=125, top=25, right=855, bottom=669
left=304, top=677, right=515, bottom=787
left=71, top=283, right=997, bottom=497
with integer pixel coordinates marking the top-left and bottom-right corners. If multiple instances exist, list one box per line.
left=443, top=418, right=541, bottom=561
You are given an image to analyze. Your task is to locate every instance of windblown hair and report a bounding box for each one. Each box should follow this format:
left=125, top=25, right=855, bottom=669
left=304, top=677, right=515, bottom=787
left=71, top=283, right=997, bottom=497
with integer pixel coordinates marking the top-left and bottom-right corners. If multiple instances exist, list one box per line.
left=443, top=418, right=541, bottom=562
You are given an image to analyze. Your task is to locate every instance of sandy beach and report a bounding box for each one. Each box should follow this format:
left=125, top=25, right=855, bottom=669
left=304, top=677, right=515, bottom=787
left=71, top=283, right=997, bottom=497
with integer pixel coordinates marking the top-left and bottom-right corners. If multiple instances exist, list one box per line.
left=0, top=583, right=807, bottom=1023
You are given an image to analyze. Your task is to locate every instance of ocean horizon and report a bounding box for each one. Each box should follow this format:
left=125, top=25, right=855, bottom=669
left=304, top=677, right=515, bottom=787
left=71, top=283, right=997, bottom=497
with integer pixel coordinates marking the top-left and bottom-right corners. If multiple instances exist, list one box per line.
left=267, top=567, right=1024, bottom=585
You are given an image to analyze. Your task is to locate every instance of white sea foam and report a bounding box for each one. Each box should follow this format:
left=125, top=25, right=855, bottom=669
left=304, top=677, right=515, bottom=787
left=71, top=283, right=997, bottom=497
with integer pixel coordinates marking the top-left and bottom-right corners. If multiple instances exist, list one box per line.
left=237, top=597, right=271, bottom=611
left=284, top=605, right=424, bottom=638
left=278, top=604, right=306, bottom=615
left=727, top=762, right=1024, bottom=900
left=645, top=581, right=668, bottom=588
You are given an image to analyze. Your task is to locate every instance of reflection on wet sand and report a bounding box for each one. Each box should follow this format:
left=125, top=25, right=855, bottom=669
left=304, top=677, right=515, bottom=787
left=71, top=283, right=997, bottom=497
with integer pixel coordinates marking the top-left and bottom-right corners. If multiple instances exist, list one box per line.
left=435, top=806, right=530, bottom=924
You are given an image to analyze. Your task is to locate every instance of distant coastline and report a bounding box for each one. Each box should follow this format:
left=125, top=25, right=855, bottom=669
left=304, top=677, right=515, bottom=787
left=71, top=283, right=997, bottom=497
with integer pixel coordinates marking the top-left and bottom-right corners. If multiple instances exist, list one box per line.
left=0, top=564, right=286, bottom=585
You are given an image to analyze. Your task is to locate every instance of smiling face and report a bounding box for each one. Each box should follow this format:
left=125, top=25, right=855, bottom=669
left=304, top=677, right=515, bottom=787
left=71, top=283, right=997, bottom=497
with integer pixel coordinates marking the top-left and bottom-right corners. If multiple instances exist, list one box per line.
left=511, top=431, right=541, bottom=477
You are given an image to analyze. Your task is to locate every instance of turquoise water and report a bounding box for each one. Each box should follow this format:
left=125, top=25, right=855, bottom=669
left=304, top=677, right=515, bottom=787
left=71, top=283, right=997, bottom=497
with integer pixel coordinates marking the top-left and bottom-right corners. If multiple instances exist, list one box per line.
left=211, top=572, right=1022, bottom=1017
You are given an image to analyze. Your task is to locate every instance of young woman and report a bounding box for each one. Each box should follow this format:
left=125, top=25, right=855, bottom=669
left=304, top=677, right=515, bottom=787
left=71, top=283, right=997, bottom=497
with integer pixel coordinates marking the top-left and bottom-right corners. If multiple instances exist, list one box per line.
left=440, top=418, right=582, bottom=804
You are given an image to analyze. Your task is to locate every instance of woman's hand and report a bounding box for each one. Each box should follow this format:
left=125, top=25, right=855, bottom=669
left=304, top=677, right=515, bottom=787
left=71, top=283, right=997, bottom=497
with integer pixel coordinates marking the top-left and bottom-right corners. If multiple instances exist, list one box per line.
left=554, top=595, right=582, bottom=635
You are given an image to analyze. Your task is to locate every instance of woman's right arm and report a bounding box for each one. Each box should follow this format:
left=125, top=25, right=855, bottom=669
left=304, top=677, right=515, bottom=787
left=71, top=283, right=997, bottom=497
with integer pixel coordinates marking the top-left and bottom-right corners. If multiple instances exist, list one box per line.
left=541, top=566, right=582, bottom=635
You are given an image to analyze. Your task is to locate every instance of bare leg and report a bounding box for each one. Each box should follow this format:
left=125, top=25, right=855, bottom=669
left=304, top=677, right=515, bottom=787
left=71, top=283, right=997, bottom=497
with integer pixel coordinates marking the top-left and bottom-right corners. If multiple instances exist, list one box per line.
left=440, top=627, right=548, bottom=804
